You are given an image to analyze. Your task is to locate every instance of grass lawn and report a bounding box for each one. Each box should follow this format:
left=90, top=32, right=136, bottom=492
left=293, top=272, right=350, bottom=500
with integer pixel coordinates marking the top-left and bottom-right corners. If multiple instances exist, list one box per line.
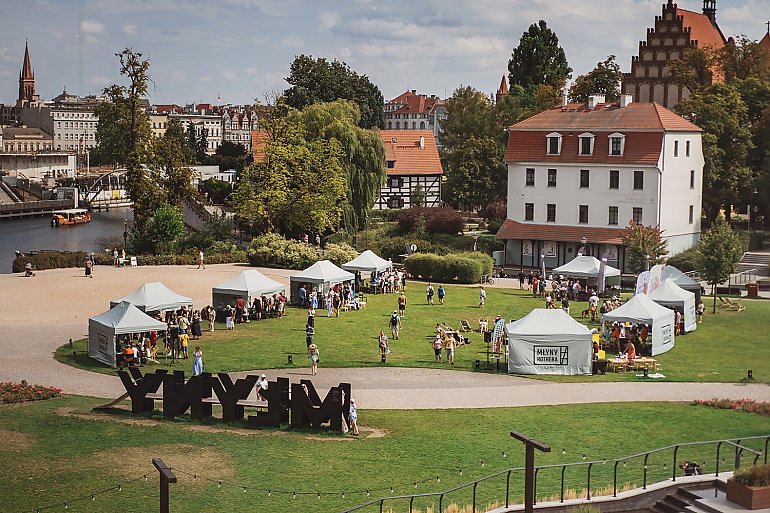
left=56, top=284, right=770, bottom=383
left=1, top=396, right=768, bottom=513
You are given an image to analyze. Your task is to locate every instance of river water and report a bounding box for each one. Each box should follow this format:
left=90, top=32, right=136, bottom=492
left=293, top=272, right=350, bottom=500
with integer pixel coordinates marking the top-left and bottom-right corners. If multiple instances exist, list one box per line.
left=0, top=208, right=134, bottom=273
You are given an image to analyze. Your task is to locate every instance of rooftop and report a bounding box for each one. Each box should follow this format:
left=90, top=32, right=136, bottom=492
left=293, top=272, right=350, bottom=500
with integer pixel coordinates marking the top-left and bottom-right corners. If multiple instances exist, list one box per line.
left=379, top=130, right=443, bottom=176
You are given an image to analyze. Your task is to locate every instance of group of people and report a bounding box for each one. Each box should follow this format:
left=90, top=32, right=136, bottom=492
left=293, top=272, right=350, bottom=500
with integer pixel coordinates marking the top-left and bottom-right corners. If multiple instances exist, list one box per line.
left=298, top=283, right=363, bottom=319
left=370, top=269, right=406, bottom=295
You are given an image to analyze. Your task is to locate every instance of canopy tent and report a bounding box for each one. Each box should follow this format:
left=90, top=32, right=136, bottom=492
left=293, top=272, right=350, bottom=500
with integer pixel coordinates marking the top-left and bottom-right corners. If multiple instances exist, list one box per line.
left=289, top=260, right=355, bottom=302
left=552, top=255, right=621, bottom=279
left=212, top=270, right=285, bottom=307
left=649, top=278, right=697, bottom=333
left=506, top=309, right=593, bottom=375
left=88, top=301, right=167, bottom=368
left=661, top=265, right=702, bottom=303
left=602, top=293, right=675, bottom=356
left=341, top=250, right=392, bottom=273
left=110, top=282, right=192, bottom=312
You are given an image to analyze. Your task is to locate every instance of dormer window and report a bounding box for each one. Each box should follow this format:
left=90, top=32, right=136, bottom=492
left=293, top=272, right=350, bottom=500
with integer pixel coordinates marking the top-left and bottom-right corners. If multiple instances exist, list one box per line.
left=578, top=133, right=595, bottom=156
left=546, top=132, right=562, bottom=155
left=609, top=133, right=625, bottom=156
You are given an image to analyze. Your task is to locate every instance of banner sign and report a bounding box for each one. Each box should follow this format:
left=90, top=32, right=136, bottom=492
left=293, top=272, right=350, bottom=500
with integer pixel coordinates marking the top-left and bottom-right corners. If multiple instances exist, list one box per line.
left=533, top=346, right=569, bottom=365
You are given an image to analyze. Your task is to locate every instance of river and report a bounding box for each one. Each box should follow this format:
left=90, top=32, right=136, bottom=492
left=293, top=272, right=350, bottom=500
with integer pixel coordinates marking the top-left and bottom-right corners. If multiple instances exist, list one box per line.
left=0, top=208, right=134, bottom=273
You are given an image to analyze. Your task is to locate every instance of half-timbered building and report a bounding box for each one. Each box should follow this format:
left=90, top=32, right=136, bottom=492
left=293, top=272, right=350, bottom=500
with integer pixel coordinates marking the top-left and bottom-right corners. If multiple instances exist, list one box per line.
left=376, top=130, right=443, bottom=209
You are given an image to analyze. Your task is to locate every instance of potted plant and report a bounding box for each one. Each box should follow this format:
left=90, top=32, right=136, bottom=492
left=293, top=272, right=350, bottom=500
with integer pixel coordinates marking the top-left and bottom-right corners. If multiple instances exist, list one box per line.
left=727, top=463, right=770, bottom=510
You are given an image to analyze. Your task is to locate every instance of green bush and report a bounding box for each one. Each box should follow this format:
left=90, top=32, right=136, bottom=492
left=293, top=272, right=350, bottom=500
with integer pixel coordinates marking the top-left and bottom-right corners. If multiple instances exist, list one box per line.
left=322, top=242, right=359, bottom=267
left=13, top=251, right=89, bottom=273
left=454, top=251, right=494, bottom=275
left=369, top=209, right=404, bottom=222
left=398, top=207, right=464, bottom=235
left=666, top=247, right=699, bottom=273
left=486, top=218, right=503, bottom=235
left=370, top=236, right=451, bottom=261
left=404, top=252, right=483, bottom=284
left=248, top=233, right=319, bottom=269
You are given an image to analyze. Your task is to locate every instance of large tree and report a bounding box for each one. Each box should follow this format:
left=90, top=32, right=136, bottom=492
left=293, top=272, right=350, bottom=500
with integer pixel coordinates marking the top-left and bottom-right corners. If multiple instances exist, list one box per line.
left=569, top=55, right=622, bottom=102
left=718, top=35, right=770, bottom=83
left=443, top=136, right=506, bottom=212
left=620, top=221, right=668, bottom=274
left=439, top=86, right=500, bottom=151
left=283, top=55, right=384, bottom=129
left=508, top=20, right=572, bottom=91
left=154, top=117, right=194, bottom=207
left=697, top=216, right=744, bottom=313
left=669, top=46, right=716, bottom=94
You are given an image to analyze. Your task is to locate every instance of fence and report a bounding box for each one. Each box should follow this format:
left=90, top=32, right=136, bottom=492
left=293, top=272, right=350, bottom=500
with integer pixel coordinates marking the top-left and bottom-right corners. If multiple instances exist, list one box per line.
left=341, top=435, right=769, bottom=513
left=0, top=198, right=74, bottom=217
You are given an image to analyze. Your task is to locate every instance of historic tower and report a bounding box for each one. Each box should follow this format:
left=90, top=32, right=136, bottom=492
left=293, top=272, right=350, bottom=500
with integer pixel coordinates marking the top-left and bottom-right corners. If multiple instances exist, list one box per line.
left=17, top=41, right=40, bottom=108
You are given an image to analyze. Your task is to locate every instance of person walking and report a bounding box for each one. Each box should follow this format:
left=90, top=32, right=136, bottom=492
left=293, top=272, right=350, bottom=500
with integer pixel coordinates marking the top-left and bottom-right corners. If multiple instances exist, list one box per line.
left=432, top=333, right=443, bottom=363
left=309, top=343, right=319, bottom=375
left=305, top=324, right=315, bottom=352
left=84, top=256, right=93, bottom=278
left=437, top=285, right=445, bottom=305
left=207, top=306, right=215, bottom=331
left=397, top=292, right=407, bottom=317
left=696, top=300, right=705, bottom=323
left=479, top=286, right=486, bottom=308
left=197, top=249, right=205, bottom=269
left=378, top=330, right=389, bottom=362
left=426, top=283, right=435, bottom=305
left=192, top=346, right=204, bottom=376
left=348, top=399, right=359, bottom=436
left=389, top=310, right=401, bottom=340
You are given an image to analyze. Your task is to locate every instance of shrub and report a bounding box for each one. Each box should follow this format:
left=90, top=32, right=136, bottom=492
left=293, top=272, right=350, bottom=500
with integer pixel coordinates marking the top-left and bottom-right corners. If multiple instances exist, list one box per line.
left=454, top=251, right=494, bottom=275
left=482, top=200, right=507, bottom=220
left=666, top=247, right=699, bottom=273
left=398, top=207, right=464, bottom=235
left=369, top=209, right=404, bottom=222
left=486, top=218, right=503, bottom=235
left=371, top=236, right=450, bottom=261
left=13, top=251, right=89, bottom=273
left=248, top=233, right=319, bottom=269
left=322, top=242, right=359, bottom=267
left=404, top=252, right=483, bottom=284
left=1, top=381, right=62, bottom=404
left=732, top=463, right=770, bottom=487
left=691, top=398, right=770, bottom=416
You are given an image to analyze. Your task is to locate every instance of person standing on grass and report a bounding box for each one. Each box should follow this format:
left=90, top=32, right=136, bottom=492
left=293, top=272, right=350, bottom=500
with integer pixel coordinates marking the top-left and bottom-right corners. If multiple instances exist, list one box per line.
left=309, top=343, right=319, bottom=375
left=398, top=291, right=407, bottom=317
left=432, top=333, right=443, bottom=363
left=390, top=310, right=401, bottom=340
left=696, top=300, right=705, bottom=322
left=479, top=286, right=486, bottom=308
left=306, top=324, right=315, bottom=352
left=348, top=399, right=359, bottom=435
left=437, top=285, right=445, bottom=305
left=444, top=334, right=455, bottom=365
left=192, top=346, right=203, bottom=375
left=207, top=306, right=215, bottom=331
left=378, top=330, right=389, bottom=361
left=326, top=290, right=334, bottom=317
left=426, top=283, right=435, bottom=305
left=518, top=270, right=525, bottom=289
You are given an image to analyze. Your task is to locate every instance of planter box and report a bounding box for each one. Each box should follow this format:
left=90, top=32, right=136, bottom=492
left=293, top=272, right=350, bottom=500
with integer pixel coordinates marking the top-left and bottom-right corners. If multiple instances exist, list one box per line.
left=726, top=479, right=770, bottom=510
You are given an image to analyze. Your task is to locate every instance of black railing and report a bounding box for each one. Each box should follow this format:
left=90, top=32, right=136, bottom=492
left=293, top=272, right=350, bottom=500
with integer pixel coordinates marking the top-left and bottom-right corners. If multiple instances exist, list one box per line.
left=340, top=435, right=769, bottom=513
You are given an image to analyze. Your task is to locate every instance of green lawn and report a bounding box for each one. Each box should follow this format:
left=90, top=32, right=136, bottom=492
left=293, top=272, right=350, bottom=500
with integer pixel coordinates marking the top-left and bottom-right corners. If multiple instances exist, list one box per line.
left=1, top=396, right=768, bottom=513
left=56, top=284, right=770, bottom=383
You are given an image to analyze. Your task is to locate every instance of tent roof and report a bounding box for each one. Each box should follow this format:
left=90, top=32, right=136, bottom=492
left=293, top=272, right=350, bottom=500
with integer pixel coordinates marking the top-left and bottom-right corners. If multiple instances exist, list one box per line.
left=506, top=309, right=592, bottom=337
left=649, top=278, right=695, bottom=303
left=90, top=301, right=167, bottom=334
left=661, top=265, right=700, bottom=289
left=552, top=255, right=620, bottom=278
left=602, top=293, right=674, bottom=324
left=290, top=260, right=354, bottom=284
left=341, top=250, right=392, bottom=273
left=212, top=270, right=285, bottom=298
left=110, top=282, right=192, bottom=312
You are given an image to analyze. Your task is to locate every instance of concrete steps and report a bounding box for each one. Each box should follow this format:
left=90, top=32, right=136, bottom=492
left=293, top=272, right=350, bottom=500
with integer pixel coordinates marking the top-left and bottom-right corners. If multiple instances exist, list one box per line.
left=737, top=251, right=770, bottom=277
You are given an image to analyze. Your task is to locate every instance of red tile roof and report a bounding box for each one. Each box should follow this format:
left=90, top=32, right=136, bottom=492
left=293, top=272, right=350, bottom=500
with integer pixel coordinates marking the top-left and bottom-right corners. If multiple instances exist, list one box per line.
left=497, top=75, right=509, bottom=96
left=379, top=130, right=443, bottom=176
left=154, top=104, right=182, bottom=114
left=678, top=8, right=726, bottom=50
left=495, top=219, right=625, bottom=244
left=387, top=91, right=443, bottom=115
left=760, top=32, right=770, bottom=52
left=251, top=130, right=269, bottom=162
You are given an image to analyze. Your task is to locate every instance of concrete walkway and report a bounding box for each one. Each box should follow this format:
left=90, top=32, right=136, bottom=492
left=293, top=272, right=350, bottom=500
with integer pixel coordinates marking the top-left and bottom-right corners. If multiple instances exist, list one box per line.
left=1, top=264, right=767, bottom=409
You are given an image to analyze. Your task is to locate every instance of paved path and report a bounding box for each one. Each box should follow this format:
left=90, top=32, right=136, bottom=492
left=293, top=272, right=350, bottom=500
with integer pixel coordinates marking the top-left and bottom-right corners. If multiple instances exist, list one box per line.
left=1, top=264, right=768, bottom=409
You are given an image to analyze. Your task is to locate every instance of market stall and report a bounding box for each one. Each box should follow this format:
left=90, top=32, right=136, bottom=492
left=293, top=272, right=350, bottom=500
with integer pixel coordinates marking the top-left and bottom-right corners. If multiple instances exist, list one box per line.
left=289, top=260, right=354, bottom=303
left=601, top=293, right=675, bottom=356
left=649, top=278, right=697, bottom=333
left=110, top=282, right=192, bottom=313
left=88, top=301, right=167, bottom=368
left=552, top=255, right=621, bottom=279
left=341, top=250, right=392, bottom=273
left=661, top=265, right=702, bottom=303
left=212, top=270, right=285, bottom=307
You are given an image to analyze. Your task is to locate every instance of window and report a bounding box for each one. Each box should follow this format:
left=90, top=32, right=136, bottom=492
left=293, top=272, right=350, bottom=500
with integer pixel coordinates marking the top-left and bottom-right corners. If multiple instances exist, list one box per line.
left=578, top=133, right=595, bottom=155
left=633, top=207, right=643, bottom=224
left=546, top=204, right=556, bottom=222
left=387, top=197, right=404, bottom=208
left=547, top=169, right=557, bottom=187
left=546, top=132, right=562, bottom=155
left=633, top=171, right=644, bottom=190
left=580, top=169, right=590, bottom=188
left=674, top=140, right=679, bottom=157
left=386, top=160, right=395, bottom=169
left=690, top=170, right=695, bottom=189
left=610, top=137, right=623, bottom=156
left=387, top=177, right=402, bottom=188
left=525, top=168, right=535, bottom=186
left=608, top=206, right=619, bottom=225
left=525, top=203, right=534, bottom=221
left=686, top=140, right=691, bottom=157
left=609, top=170, right=619, bottom=189
left=689, top=205, right=694, bottom=224
left=579, top=205, right=589, bottom=224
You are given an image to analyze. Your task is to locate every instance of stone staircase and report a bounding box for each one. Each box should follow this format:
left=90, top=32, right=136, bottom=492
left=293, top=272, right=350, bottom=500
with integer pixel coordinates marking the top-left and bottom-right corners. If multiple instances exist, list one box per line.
left=736, top=251, right=770, bottom=277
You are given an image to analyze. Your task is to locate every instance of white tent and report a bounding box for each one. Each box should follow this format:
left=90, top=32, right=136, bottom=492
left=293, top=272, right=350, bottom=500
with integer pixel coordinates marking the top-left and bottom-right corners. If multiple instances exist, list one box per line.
left=506, top=309, right=593, bottom=375
left=212, top=270, right=285, bottom=307
left=602, top=294, right=675, bottom=355
left=341, top=250, right=392, bottom=273
left=290, top=260, right=355, bottom=301
left=661, top=265, right=702, bottom=303
left=553, top=255, right=621, bottom=279
left=88, top=301, right=167, bottom=368
left=110, top=282, right=192, bottom=312
left=649, top=278, right=697, bottom=333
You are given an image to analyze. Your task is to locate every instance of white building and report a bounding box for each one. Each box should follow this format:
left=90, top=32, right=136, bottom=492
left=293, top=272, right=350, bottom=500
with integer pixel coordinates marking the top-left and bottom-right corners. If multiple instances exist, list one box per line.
left=169, top=113, right=223, bottom=154
left=222, top=109, right=258, bottom=151
left=496, top=95, right=704, bottom=273
left=21, top=90, right=101, bottom=153
left=384, top=90, right=447, bottom=143
left=376, top=130, right=443, bottom=209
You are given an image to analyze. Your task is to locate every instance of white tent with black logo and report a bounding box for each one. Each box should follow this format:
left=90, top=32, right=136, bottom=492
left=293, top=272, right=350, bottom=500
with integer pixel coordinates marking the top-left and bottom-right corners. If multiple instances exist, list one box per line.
left=601, top=293, right=675, bottom=355
left=110, top=282, right=192, bottom=312
left=88, top=301, right=167, bottom=368
left=212, top=270, right=285, bottom=307
left=649, top=278, right=697, bottom=333
left=506, top=309, right=593, bottom=375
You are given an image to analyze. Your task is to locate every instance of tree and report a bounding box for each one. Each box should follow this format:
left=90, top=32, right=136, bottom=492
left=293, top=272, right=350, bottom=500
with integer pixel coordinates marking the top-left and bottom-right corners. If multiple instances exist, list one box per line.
left=196, top=127, right=209, bottom=161
left=283, top=55, right=384, bottom=129
left=569, top=55, right=622, bottom=102
left=439, top=86, right=500, bottom=150
left=154, top=117, right=194, bottom=206
left=508, top=20, right=572, bottom=91
left=675, top=84, right=753, bottom=223
left=669, top=47, right=716, bottom=94
left=718, top=35, right=770, bottom=83
left=144, top=204, right=186, bottom=254
left=443, top=136, right=506, bottom=212
left=205, top=140, right=250, bottom=172
left=697, top=216, right=744, bottom=312
left=620, top=221, right=669, bottom=274
left=410, top=184, right=425, bottom=208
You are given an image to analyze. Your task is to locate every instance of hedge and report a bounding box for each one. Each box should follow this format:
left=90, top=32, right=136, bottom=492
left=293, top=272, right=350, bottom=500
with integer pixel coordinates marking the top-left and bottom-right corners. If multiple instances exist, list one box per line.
left=248, top=233, right=320, bottom=269
left=12, top=250, right=247, bottom=273
left=398, top=207, right=465, bottom=235
left=404, top=252, right=483, bottom=284
left=368, top=236, right=451, bottom=261
left=666, top=247, right=699, bottom=273
left=369, top=209, right=404, bottom=222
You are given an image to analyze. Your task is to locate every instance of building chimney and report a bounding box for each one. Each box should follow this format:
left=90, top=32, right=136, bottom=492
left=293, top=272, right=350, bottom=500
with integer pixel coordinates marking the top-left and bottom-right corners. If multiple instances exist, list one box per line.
left=620, top=94, right=633, bottom=108
left=562, top=90, right=568, bottom=110
left=411, top=89, right=417, bottom=94
left=587, top=94, right=606, bottom=109
left=702, top=0, right=717, bottom=25
left=419, top=135, right=425, bottom=149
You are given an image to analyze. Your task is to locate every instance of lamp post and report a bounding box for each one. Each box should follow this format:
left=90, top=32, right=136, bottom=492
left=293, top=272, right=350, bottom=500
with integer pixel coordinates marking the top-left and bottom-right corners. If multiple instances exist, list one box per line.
left=749, top=188, right=758, bottom=231
left=580, top=235, right=587, bottom=256
left=123, top=218, right=128, bottom=250
left=472, top=231, right=479, bottom=252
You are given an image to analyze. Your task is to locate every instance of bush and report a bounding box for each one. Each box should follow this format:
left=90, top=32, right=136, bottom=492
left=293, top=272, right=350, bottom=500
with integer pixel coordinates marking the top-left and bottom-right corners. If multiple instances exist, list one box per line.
left=732, top=463, right=770, bottom=487
left=486, top=218, right=503, bottom=235
left=398, top=207, right=464, bottom=235
left=248, top=233, right=319, bottom=269
left=369, top=209, right=404, bottom=222
left=481, top=201, right=507, bottom=220
left=666, top=247, right=699, bottom=273
left=370, top=236, right=451, bottom=261
left=1, top=381, right=62, bottom=404
left=13, top=251, right=89, bottom=273
left=454, top=251, right=494, bottom=275
left=322, top=242, right=359, bottom=267
left=404, top=252, right=483, bottom=284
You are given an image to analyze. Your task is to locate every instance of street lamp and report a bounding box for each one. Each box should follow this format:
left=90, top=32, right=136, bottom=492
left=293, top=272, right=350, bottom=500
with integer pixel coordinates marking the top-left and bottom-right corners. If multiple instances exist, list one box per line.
left=749, top=188, right=758, bottom=231
left=580, top=236, right=587, bottom=256
left=472, top=231, right=479, bottom=251
left=123, top=218, right=128, bottom=250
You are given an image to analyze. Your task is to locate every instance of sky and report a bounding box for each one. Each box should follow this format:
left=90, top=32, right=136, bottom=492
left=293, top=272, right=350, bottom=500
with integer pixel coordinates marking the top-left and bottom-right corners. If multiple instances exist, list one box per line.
left=1, top=0, right=769, bottom=106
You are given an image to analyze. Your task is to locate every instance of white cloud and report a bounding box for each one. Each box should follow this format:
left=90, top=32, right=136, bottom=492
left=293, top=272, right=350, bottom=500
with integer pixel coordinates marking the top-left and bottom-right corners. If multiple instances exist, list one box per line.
left=280, top=37, right=304, bottom=48
left=246, top=67, right=257, bottom=75
left=89, top=75, right=111, bottom=86
left=122, top=24, right=137, bottom=36
left=223, top=70, right=238, bottom=81
left=80, top=19, right=105, bottom=34
left=200, top=76, right=212, bottom=83
left=319, top=11, right=338, bottom=29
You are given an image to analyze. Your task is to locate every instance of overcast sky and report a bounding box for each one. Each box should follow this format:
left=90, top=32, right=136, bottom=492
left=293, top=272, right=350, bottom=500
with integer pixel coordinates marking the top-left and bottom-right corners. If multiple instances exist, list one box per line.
left=1, top=0, right=768, bottom=106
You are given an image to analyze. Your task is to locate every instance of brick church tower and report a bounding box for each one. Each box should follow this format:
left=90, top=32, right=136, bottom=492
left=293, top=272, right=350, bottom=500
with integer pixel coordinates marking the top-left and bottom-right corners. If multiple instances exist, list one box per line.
left=622, top=0, right=726, bottom=109
left=17, top=41, right=41, bottom=108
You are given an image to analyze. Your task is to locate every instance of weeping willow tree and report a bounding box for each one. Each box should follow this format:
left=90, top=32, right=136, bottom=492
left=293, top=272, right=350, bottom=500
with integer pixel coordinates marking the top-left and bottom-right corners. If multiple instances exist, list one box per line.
left=300, top=100, right=386, bottom=231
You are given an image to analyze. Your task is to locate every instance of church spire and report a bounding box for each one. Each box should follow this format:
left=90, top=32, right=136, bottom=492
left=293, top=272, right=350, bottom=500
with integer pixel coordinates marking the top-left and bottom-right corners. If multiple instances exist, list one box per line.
left=18, top=40, right=37, bottom=108
left=21, top=40, right=34, bottom=80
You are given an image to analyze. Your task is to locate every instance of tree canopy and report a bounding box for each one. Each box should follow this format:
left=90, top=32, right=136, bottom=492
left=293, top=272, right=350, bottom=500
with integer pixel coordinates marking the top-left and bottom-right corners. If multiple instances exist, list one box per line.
left=508, top=20, right=572, bottom=91
left=669, top=46, right=716, bottom=95
left=697, top=216, right=744, bottom=312
left=569, top=55, right=622, bottom=102
left=283, top=55, right=384, bottom=129
left=442, top=136, right=506, bottom=212
left=620, top=221, right=669, bottom=274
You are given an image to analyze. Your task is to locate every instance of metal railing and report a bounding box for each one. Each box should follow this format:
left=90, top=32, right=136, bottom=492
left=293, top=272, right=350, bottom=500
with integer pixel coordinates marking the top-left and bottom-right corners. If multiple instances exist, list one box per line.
left=0, top=198, right=73, bottom=215
left=730, top=269, right=757, bottom=287
left=341, top=435, right=769, bottom=513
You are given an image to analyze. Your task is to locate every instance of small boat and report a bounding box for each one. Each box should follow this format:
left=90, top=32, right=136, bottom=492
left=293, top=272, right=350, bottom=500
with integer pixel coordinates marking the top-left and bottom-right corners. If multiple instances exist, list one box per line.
left=51, top=209, right=91, bottom=226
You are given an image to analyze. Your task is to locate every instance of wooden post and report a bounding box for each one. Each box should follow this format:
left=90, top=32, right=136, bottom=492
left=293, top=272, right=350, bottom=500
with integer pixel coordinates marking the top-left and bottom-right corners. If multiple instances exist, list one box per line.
left=153, top=458, right=177, bottom=513
left=511, top=431, right=551, bottom=513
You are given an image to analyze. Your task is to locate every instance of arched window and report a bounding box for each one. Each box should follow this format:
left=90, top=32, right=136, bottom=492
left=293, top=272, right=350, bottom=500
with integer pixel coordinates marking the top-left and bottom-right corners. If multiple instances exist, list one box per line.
left=656, top=51, right=666, bottom=60
left=635, top=67, right=645, bottom=78
left=648, top=66, right=659, bottom=77
left=643, top=51, right=653, bottom=61
left=419, top=121, right=425, bottom=129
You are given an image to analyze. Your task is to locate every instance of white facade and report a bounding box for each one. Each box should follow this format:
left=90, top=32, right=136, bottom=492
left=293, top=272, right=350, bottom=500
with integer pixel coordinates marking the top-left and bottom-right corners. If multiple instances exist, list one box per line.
left=21, top=103, right=99, bottom=153
left=169, top=114, right=223, bottom=154
left=0, top=153, right=76, bottom=179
